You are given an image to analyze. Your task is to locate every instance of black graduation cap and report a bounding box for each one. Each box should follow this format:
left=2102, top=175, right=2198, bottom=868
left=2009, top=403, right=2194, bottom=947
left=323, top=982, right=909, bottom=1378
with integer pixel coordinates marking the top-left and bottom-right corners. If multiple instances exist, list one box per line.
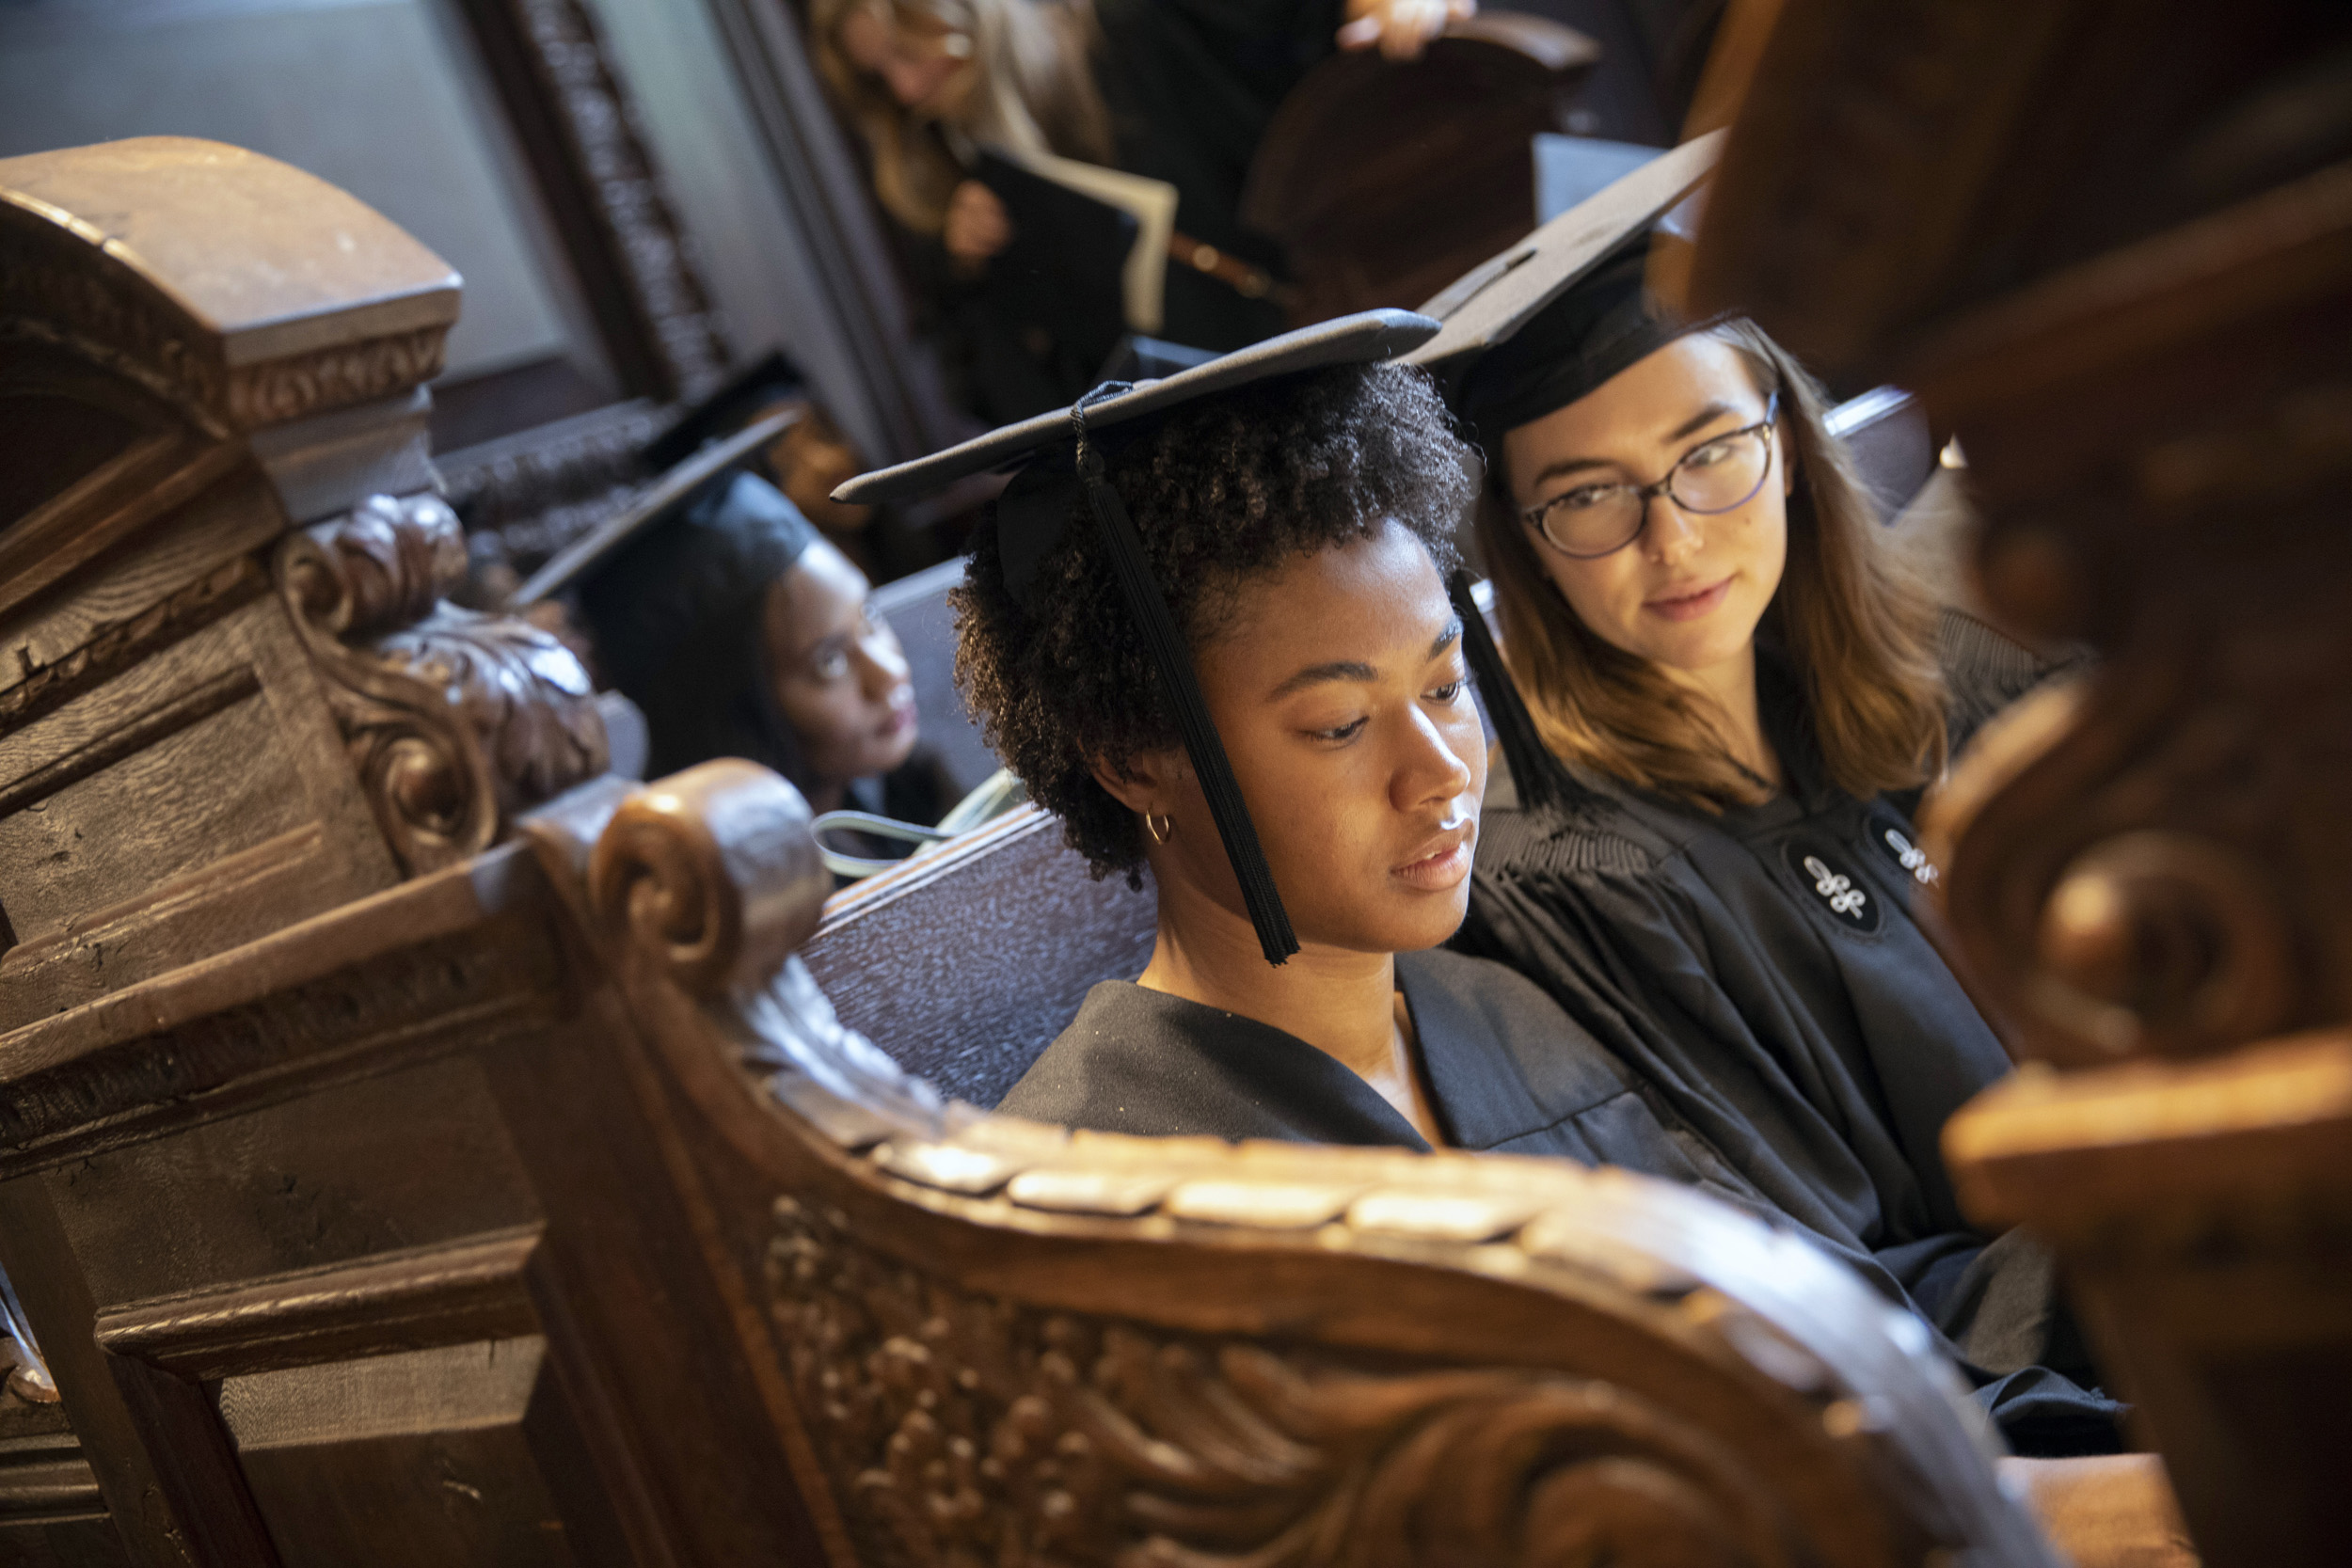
left=834, top=309, right=1440, bottom=966
left=510, top=409, right=802, bottom=610
left=1402, top=132, right=1725, bottom=816
left=506, top=408, right=826, bottom=788
left=1406, top=130, right=1723, bottom=396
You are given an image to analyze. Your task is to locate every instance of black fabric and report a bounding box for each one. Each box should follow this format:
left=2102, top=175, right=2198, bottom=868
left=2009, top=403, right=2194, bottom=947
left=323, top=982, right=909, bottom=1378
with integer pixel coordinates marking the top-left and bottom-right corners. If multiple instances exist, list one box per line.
left=918, top=0, right=1331, bottom=422
left=1455, top=245, right=1693, bottom=466
left=1001, top=948, right=1752, bottom=1203
left=1452, top=568, right=1565, bottom=816
left=1075, top=415, right=1297, bottom=964
left=1454, top=638, right=2127, bottom=1455
left=1091, top=0, right=1328, bottom=347
left=971, top=148, right=1136, bottom=385
left=576, top=471, right=820, bottom=788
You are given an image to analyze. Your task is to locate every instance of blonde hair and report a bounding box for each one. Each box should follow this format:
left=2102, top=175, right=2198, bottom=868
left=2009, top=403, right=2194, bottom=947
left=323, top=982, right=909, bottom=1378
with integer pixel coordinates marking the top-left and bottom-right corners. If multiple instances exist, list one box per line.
left=1479, top=320, right=1948, bottom=811
left=809, top=0, right=1113, bottom=235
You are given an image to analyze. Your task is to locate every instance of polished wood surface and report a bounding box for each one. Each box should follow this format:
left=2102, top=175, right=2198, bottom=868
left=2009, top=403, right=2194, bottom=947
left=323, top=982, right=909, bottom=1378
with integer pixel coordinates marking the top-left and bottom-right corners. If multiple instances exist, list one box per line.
left=1692, top=4, right=2352, bottom=1564
left=2, top=136, right=2059, bottom=1564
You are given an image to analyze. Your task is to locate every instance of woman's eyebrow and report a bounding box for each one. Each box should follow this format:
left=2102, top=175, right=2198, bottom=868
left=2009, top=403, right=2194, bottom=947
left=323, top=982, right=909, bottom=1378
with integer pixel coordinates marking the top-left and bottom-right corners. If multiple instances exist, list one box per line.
left=1668, top=400, right=1742, bottom=443
left=1267, top=657, right=1375, bottom=699
left=1528, top=402, right=1747, bottom=491
left=1266, top=619, right=1463, bottom=700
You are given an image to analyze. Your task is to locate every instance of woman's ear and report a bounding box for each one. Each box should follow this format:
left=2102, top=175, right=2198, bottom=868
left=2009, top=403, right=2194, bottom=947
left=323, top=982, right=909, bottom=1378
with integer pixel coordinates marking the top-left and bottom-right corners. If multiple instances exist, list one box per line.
left=1088, top=748, right=1177, bottom=817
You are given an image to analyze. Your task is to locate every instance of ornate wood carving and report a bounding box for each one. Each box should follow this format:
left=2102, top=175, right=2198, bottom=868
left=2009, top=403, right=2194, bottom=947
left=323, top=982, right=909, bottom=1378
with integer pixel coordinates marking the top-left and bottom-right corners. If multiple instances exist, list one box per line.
left=276, top=491, right=608, bottom=876
left=437, top=400, right=667, bottom=586
left=4, top=260, right=452, bottom=440
left=1, top=139, right=462, bottom=440
left=556, top=760, right=2062, bottom=1568
left=771, top=1196, right=1798, bottom=1568
left=1692, top=6, right=2352, bottom=1564
left=448, top=0, right=730, bottom=405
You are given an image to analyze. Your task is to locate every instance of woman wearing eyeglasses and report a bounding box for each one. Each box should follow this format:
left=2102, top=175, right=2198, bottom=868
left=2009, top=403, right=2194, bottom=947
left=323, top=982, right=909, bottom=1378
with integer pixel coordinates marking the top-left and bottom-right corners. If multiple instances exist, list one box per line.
left=1440, top=239, right=2119, bottom=1464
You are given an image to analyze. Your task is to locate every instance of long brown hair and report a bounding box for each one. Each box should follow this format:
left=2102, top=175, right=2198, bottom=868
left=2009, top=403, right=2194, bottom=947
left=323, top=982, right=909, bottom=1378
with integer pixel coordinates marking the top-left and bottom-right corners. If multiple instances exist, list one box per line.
left=809, top=0, right=1113, bottom=235
left=1478, top=319, right=1947, bottom=811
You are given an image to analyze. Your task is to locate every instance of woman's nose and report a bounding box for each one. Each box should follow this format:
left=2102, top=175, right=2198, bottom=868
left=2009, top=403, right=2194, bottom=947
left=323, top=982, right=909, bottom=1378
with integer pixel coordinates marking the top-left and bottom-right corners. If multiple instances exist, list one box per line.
left=1394, top=705, right=1475, bottom=808
left=1643, top=497, right=1704, bottom=565
left=855, top=628, right=911, bottom=695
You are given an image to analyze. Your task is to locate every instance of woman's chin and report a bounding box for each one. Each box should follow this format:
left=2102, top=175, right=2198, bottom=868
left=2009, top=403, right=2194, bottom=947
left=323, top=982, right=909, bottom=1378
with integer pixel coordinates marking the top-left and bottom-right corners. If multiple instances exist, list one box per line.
left=1324, top=887, right=1471, bottom=958
left=867, top=725, right=921, bottom=778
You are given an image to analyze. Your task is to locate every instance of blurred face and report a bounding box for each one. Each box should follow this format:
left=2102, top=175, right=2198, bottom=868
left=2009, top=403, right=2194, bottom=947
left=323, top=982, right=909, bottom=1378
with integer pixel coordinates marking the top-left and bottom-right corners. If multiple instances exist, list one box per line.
left=1501, top=334, right=1790, bottom=683
left=766, top=539, right=918, bottom=787
left=836, top=2, right=972, bottom=113
left=1142, top=521, right=1485, bottom=956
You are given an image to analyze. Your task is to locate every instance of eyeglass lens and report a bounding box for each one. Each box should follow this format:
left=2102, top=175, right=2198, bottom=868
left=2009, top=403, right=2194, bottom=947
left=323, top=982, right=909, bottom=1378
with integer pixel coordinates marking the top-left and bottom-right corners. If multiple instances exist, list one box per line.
left=1536, top=427, right=1773, bottom=558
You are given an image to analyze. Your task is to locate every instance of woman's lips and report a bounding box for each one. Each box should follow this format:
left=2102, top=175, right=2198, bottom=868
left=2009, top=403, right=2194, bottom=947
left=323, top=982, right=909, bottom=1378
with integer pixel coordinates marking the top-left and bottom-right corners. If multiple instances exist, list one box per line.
left=878, top=694, right=916, bottom=738
left=1645, top=575, right=1733, bottom=622
left=1393, top=822, right=1474, bottom=892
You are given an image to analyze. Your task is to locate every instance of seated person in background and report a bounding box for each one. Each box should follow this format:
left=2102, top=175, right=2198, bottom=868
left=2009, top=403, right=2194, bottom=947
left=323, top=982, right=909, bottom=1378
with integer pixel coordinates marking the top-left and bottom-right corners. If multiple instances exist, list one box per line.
left=841, top=309, right=2193, bottom=1568
left=575, top=469, right=959, bottom=850
left=809, top=0, right=1471, bottom=421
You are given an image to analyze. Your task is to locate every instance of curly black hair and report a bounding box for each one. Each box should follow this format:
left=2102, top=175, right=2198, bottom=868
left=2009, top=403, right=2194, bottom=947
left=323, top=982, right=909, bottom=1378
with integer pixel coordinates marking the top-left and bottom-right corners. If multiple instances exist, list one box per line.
left=952, top=361, right=1477, bottom=879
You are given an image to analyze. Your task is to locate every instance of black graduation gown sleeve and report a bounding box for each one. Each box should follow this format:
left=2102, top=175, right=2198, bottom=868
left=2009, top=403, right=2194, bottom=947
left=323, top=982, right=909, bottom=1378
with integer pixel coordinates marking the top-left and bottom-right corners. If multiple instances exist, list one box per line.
left=1456, top=756, right=2126, bottom=1455
left=1089, top=0, right=1331, bottom=350
left=996, top=977, right=1418, bottom=1146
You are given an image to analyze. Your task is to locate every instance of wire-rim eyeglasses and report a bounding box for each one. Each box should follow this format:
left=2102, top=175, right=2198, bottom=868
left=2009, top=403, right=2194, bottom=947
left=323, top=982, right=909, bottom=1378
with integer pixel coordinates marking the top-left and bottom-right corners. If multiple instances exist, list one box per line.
left=1518, top=390, right=1782, bottom=561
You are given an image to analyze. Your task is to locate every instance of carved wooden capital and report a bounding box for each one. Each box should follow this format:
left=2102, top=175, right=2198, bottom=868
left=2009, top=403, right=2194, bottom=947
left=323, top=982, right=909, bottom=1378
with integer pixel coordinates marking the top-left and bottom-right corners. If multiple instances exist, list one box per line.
left=277, top=492, right=607, bottom=876
left=0, top=138, right=461, bottom=437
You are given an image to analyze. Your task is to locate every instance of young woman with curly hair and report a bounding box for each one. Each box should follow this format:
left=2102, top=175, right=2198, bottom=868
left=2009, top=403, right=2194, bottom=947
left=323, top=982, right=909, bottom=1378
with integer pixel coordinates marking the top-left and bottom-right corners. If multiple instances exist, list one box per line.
left=846, top=318, right=1751, bottom=1179
left=847, top=309, right=2187, bottom=1567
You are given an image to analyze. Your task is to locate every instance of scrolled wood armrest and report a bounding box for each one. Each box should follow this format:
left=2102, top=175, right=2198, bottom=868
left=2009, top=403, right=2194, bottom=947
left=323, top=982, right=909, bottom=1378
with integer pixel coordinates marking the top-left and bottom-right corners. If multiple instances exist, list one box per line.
left=587, top=759, right=832, bottom=1000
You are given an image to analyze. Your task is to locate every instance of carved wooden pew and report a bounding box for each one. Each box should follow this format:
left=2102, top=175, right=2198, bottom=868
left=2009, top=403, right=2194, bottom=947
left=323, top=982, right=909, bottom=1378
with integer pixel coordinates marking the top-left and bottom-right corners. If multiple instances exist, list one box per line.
left=0, top=136, right=2058, bottom=1565
left=1691, top=3, right=2352, bottom=1564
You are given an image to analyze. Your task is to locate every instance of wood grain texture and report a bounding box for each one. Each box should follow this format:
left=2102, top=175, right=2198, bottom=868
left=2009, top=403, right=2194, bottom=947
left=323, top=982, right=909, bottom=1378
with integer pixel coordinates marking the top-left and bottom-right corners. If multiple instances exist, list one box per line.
left=0, top=597, right=406, bottom=1030
left=0, top=1391, right=128, bottom=1568
left=0, top=863, right=564, bottom=1164
left=1695, top=5, right=2352, bottom=1564
left=95, top=1227, right=543, bottom=1381
left=558, top=760, right=2058, bottom=1568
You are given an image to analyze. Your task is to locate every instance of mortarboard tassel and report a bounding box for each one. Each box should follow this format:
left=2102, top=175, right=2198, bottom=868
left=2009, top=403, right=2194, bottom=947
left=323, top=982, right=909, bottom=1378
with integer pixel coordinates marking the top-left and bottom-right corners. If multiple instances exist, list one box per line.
left=1449, top=568, right=1565, bottom=816
left=1075, top=420, right=1300, bottom=967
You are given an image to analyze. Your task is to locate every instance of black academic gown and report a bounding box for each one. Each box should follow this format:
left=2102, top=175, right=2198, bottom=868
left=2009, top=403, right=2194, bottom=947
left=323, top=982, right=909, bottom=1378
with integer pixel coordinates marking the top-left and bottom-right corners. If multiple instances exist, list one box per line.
left=1001, top=948, right=1759, bottom=1204
left=920, top=0, right=1325, bottom=422
left=1455, top=611, right=2120, bottom=1455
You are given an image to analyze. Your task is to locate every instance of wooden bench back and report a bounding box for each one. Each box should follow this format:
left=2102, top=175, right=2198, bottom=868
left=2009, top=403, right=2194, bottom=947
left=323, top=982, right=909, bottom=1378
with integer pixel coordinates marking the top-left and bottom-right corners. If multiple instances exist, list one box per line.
left=803, top=806, right=1153, bottom=1107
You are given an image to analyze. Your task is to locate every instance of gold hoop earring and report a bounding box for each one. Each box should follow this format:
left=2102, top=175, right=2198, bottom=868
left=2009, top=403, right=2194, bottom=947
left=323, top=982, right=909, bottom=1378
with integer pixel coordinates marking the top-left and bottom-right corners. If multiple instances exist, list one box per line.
left=1145, top=812, right=1174, bottom=845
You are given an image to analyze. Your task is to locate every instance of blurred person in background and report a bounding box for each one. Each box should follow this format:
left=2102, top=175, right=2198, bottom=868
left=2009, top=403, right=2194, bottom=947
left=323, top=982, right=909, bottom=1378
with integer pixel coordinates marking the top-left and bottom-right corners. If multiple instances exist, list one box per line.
left=809, top=0, right=1472, bottom=420
left=577, top=472, right=961, bottom=863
